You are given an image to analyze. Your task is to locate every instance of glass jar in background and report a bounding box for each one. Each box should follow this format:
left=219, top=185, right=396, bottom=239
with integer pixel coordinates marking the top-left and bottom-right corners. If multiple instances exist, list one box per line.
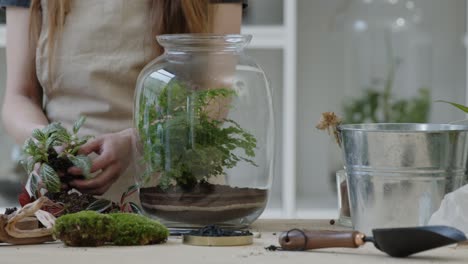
left=338, top=0, right=432, bottom=124
left=336, top=170, right=352, bottom=227
left=134, top=34, right=275, bottom=228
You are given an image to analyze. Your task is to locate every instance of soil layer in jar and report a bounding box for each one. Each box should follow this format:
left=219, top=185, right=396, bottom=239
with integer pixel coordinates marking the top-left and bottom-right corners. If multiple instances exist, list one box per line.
left=139, top=182, right=267, bottom=224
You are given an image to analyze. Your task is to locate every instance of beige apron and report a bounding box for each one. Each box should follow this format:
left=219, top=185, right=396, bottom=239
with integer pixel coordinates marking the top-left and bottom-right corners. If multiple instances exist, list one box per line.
left=36, top=0, right=154, bottom=202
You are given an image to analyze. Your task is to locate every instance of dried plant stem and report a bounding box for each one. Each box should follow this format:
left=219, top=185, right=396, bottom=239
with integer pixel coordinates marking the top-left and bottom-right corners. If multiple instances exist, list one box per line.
left=316, top=112, right=343, bottom=147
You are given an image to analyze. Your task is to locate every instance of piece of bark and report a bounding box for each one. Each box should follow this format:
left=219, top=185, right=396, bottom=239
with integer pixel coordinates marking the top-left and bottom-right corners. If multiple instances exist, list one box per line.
left=0, top=215, right=54, bottom=245
left=0, top=197, right=56, bottom=245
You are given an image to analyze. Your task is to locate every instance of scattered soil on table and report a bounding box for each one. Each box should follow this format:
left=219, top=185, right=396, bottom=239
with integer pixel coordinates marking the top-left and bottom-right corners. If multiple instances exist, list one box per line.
left=4, top=207, right=17, bottom=215
left=140, top=182, right=267, bottom=224
left=265, top=245, right=280, bottom=251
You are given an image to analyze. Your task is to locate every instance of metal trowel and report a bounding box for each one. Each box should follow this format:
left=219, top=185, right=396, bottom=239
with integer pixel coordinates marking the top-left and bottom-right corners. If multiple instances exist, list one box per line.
left=278, top=226, right=467, bottom=258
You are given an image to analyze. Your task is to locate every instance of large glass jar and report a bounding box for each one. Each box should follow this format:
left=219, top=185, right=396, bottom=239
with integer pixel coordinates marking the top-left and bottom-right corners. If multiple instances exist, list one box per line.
left=134, top=34, right=274, bottom=228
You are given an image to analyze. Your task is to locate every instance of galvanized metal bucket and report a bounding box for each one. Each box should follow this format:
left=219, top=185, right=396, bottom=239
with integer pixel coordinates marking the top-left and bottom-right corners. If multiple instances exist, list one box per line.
left=338, top=123, right=468, bottom=234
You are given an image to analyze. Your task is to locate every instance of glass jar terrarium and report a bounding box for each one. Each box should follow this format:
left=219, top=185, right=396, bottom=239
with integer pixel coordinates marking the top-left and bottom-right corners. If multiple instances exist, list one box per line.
left=134, top=34, right=274, bottom=228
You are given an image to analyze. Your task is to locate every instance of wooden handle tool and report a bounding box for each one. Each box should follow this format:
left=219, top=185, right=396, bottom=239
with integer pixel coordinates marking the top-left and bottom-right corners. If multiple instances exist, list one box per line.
left=278, top=226, right=467, bottom=257
left=278, top=229, right=366, bottom=251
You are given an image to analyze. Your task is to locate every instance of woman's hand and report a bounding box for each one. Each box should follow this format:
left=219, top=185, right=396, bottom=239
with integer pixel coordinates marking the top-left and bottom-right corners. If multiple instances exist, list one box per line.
left=68, top=128, right=137, bottom=195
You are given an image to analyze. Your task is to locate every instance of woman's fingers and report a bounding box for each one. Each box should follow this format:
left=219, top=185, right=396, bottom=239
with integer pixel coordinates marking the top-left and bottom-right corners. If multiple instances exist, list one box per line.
left=89, top=149, right=116, bottom=173
left=68, top=139, right=113, bottom=175
left=70, top=163, right=121, bottom=195
left=67, top=129, right=134, bottom=195
left=67, top=166, right=82, bottom=175
left=68, top=138, right=103, bottom=175
left=68, top=154, right=112, bottom=174
left=78, top=137, right=103, bottom=155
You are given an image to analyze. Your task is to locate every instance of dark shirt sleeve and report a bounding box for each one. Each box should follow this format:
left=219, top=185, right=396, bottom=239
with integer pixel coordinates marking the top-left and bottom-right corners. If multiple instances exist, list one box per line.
left=0, top=0, right=30, bottom=8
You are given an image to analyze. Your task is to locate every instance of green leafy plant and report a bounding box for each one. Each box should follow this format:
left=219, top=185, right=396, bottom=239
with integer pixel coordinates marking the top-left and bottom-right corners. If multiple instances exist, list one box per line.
left=86, top=184, right=142, bottom=214
left=436, top=100, right=468, bottom=113
left=137, top=81, right=257, bottom=190
left=21, top=117, right=93, bottom=196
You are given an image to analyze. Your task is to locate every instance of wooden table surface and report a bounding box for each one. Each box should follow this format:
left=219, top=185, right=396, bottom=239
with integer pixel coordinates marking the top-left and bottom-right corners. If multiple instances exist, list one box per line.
left=1, top=220, right=467, bottom=264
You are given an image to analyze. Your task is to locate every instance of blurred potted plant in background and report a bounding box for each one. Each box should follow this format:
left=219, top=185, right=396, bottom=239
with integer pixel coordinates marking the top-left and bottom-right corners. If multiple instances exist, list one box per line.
left=339, top=0, right=432, bottom=124
left=342, top=54, right=431, bottom=124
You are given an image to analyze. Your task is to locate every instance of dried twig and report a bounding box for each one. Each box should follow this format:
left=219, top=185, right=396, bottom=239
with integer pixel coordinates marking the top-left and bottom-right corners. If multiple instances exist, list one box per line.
left=316, top=112, right=342, bottom=147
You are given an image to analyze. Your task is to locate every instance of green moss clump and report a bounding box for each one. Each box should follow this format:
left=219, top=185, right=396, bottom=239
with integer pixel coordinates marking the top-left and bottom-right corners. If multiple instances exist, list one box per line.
left=109, top=213, right=169, bottom=246
left=53, top=211, right=114, bottom=247
left=53, top=211, right=169, bottom=247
